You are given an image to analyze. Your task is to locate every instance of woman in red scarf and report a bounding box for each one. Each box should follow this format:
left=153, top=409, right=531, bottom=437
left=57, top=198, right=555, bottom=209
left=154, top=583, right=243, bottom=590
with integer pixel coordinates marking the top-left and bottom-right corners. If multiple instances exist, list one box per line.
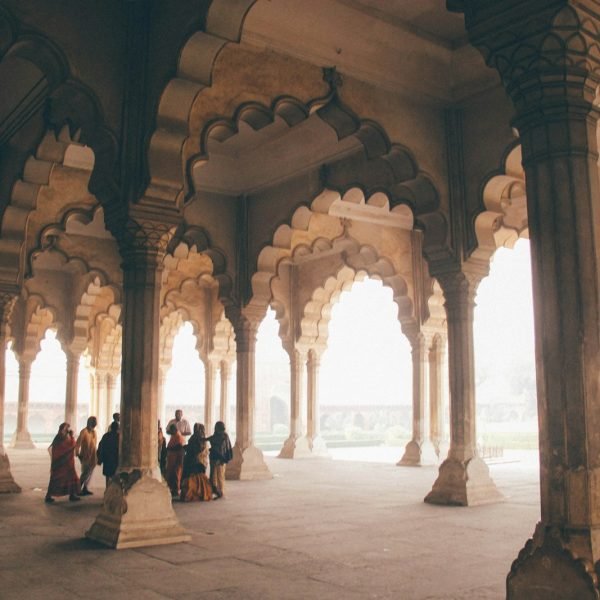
left=45, top=422, right=81, bottom=503
left=166, top=423, right=185, bottom=498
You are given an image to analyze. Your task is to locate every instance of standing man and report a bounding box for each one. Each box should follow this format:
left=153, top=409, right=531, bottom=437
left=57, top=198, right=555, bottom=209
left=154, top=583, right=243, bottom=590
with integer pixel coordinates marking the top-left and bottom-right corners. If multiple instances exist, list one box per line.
left=75, top=416, right=98, bottom=495
left=166, top=409, right=192, bottom=437
left=97, top=421, right=119, bottom=488
left=108, top=412, right=120, bottom=432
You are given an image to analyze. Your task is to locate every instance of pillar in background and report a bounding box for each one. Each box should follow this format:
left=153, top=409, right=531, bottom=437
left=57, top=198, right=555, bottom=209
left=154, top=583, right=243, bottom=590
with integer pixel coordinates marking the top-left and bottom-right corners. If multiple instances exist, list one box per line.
left=279, top=347, right=312, bottom=458
left=105, top=372, right=117, bottom=428
left=306, top=348, right=328, bottom=456
left=203, top=359, right=216, bottom=433
left=429, top=334, right=447, bottom=458
left=399, top=332, right=438, bottom=466
left=226, top=312, right=271, bottom=480
left=86, top=213, right=190, bottom=548
left=425, top=272, right=502, bottom=505
left=0, top=293, right=20, bottom=492
left=64, top=351, right=80, bottom=430
left=11, top=356, right=35, bottom=449
left=219, top=360, right=231, bottom=425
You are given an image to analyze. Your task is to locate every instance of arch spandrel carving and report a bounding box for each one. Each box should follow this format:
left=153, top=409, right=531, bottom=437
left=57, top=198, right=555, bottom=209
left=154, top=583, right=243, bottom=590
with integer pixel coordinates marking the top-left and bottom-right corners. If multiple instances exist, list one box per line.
left=473, top=144, right=528, bottom=268
left=10, top=294, right=59, bottom=362
left=0, top=128, right=105, bottom=289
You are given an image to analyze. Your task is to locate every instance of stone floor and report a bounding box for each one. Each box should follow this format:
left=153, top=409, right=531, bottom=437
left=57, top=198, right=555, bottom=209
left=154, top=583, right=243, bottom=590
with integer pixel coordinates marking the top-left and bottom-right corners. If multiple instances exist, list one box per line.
left=0, top=447, right=540, bottom=600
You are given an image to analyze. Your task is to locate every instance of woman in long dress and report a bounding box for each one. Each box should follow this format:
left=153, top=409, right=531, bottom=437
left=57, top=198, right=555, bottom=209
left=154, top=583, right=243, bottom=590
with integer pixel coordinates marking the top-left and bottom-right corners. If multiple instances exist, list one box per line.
left=45, top=423, right=80, bottom=503
left=180, top=423, right=212, bottom=502
left=166, top=423, right=185, bottom=498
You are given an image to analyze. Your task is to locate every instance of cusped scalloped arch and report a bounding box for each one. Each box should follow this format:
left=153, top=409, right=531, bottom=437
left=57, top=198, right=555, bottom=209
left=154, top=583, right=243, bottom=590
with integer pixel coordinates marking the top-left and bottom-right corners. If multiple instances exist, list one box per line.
left=473, top=144, right=528, bottom=266
left=0, top=128, right=101, bottom=288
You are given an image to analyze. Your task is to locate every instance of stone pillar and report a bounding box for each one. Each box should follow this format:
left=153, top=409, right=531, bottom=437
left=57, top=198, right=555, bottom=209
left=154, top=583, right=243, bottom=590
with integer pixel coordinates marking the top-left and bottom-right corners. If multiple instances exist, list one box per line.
left=279, top=347, right=312, bottom=458
left=88, top=370, right=97, bottom=426
left=105, top=372, right=117, bottom=428
left=204, top=359, right=216, bottom=433
left=157, top=365, right=167, bottom=432
left=306, top=348, right=328, bottom=456
left=219, top=360, right=231, bottom=424
left=453, top=3, right=600, bottom=596
left=64, top=351, right=80, bottom=430
left=399, top=332, right=438, bottom=466
left=429, top=334, right=447, bottom=457
left=11, top=357, right=35, bottom=449
left=86, top=215, right=190, bottom=548
left=226, top=314, right=271, bottom=480
left=425, top=272, right=502, bottom=504
left=95, top=371, right=107, bottom=432
left=0, top=294, right=20, bottom=492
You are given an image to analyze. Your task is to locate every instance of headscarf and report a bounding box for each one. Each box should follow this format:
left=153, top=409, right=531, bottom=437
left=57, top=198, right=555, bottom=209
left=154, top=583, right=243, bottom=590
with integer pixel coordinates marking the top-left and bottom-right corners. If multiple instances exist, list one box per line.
left=51, top=422, right=69, bottom=447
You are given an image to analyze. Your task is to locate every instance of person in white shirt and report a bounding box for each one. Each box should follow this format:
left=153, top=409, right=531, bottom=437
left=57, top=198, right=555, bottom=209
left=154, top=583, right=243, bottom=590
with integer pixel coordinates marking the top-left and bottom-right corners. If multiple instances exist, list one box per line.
left=166, top=409, right=192, bottom=437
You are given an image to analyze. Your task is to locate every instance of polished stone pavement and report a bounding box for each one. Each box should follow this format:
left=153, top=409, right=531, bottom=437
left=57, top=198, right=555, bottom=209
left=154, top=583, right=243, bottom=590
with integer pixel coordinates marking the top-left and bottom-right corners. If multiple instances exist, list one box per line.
left=0, top=448, right=539, bottom=600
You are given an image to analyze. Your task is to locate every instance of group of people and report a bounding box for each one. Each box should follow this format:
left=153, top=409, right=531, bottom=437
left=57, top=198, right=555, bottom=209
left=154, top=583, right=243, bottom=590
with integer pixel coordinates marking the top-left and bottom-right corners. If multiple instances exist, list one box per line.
left=44, top=408, right=233, bottom=505
left=44, top=413, right=120, bottom=503
left=158, top=409, right=233, bottom=502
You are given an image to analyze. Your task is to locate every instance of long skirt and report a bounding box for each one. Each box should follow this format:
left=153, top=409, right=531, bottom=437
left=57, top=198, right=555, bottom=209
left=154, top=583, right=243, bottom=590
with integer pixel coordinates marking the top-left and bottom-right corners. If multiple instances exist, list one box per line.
left=47, top=445, right=80, bottom=497
left=166, top=449, right=184, bottom=496
left=180, top=473, right=212, bottom=502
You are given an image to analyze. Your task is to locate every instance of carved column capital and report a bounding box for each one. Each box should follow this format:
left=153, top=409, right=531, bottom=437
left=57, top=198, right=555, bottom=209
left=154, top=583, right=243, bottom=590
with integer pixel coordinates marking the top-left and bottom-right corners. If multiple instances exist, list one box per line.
left=228, top=311, right=260, bottom=353
left=307, top=348, right=322, bottom=369
left=113, top=202, right=181, bottom=269
left=459, top=2, right=600, bottom=134
left=437, top=270, right=478, bottom=316
left=120, top=217, right=178, bottom=266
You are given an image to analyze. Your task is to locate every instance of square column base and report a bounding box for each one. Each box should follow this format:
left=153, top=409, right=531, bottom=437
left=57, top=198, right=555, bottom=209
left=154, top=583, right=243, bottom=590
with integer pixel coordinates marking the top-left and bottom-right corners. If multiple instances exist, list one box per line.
left=507, top=523, right=599, bottom=600
left=278, top=435, right=313, bottom=459
left=226, top=443, right=272, bottom=480
left=86, top=471, right=191, bottom=549
left=11, top=430, right=35, bottom=449
left=424, top=457, right=504, bottom=506
left=308, top=435, right=330, bottom=458
left=398, top=440, right=439, bottom=466
left=0, top=452, right=21, bottom=493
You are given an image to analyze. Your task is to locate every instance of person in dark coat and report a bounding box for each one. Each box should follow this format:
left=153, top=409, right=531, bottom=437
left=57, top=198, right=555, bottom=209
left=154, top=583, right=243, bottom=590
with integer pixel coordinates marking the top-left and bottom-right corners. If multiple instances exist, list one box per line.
left=97, top=421, right=119, bottom=487
left=205, top=421, right=233, bottom=499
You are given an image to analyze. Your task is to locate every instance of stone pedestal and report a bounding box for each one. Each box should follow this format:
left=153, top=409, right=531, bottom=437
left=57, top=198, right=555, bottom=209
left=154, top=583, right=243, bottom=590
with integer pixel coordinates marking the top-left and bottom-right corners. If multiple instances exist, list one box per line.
left=399, top=439, right=439, bottom=467
left=86, top=214, right=189, bottom=548
left=425, top=456, right=502, bottom=506
left=86, top=471, right=189, bottom=549
left=0, top=452, right=20, bottom=493
left=399, top=333, right=438, bottom=467
left=227, top=444, right=272, bottom=480
left=425, top=273, right=501, bottom=504
left=226, top=312, right=271, bottom=480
